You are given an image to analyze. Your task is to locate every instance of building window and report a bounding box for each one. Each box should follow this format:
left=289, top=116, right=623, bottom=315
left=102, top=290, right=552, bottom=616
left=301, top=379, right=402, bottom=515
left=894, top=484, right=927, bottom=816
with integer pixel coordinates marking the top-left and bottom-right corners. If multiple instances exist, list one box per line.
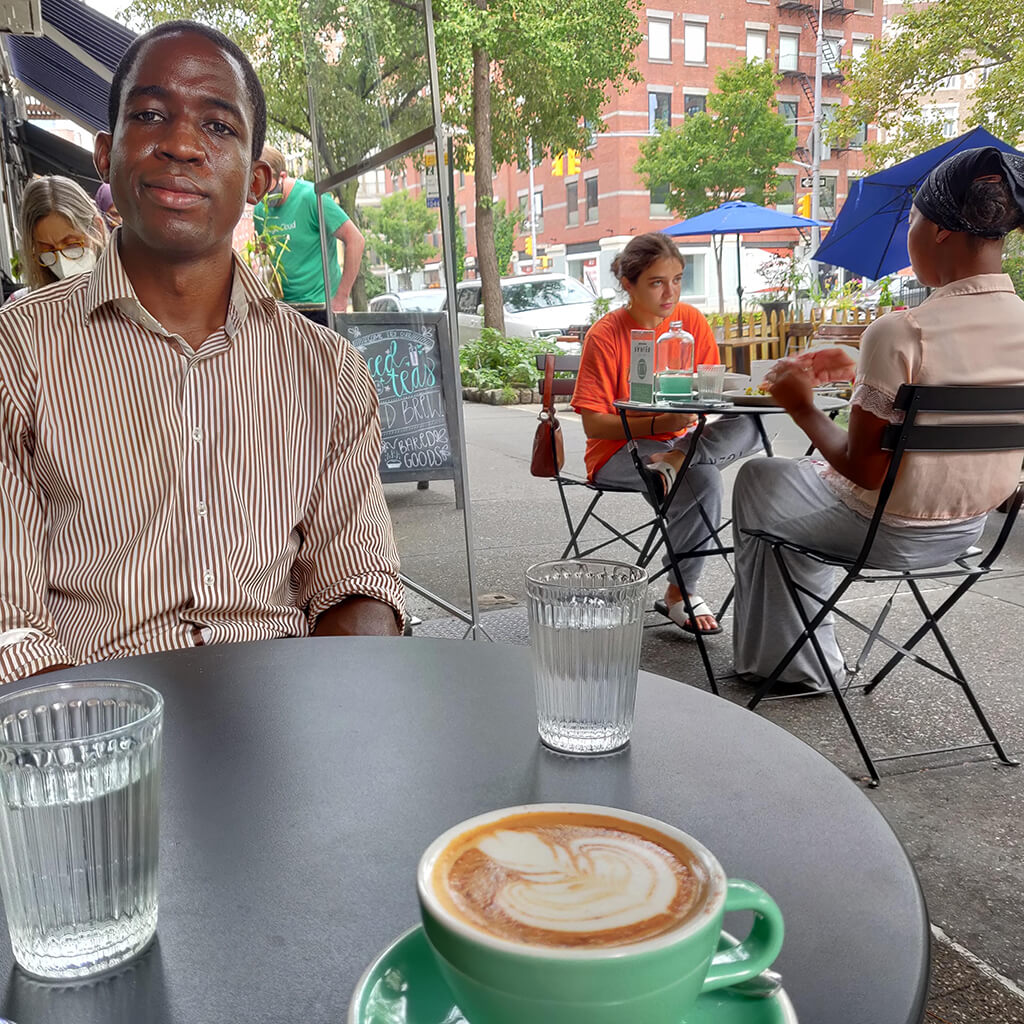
left=821, top=102, right=839, bottom=158
left=684, top=21, right=706, bottom=64
left=585, top=176, right=599, bottom=223
left=851, top=121, right=868, bottom=148
left=820, top=176, right=838, bottom=219
left=779, top=32, right=800, bottom=72
left=851, top=38, right=870, bottom=65
left=778, top=99, right=799, bottom=138
left=532, top=190, right=544, bottom=233
left=854, top=0, right=872, bottom=11
left=683, top=93, right=706, bottom=117
left=648, top=91, right=672, bottom=133
left=679, top=253, right=706, bottom=301
left=650, top=182, right=671, bottom=217
left=566, top=180, right=579, bottom=227
left=459, top=207, right=467, bottom=229
left=648, top=17, right=671, bottom=61
left=746, top=29, right=768, bottom=64
left=775, top=175, right=795, bottom=214
left=924, top=104, right=959, bottom=139
left=823, top=37, right=843, bottom=76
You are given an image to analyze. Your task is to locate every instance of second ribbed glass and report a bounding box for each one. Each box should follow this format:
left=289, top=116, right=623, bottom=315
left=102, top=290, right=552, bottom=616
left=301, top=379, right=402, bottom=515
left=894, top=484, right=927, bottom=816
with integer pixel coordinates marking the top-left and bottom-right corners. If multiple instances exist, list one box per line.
left=525, top=560, right=648, bottom=754
left=0, top=679, right=163, bottom=980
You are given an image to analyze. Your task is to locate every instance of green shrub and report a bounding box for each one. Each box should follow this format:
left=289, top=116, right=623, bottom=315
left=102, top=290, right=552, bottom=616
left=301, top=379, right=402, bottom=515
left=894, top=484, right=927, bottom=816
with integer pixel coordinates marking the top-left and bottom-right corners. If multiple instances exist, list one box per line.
left=459, top=328, right=559, bottom=390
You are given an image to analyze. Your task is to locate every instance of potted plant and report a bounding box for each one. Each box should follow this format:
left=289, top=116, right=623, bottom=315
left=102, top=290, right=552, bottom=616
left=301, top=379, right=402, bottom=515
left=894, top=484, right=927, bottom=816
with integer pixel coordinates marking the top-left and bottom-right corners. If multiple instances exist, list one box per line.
left=877, top=276, right=895, bottom=314
left=754, top=251, right=804, bottom=319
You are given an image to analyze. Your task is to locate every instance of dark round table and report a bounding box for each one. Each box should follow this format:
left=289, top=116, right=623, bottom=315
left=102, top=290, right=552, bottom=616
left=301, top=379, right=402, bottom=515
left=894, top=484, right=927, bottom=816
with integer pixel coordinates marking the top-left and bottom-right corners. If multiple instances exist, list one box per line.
left=0, top=638, right=928, bottom=1023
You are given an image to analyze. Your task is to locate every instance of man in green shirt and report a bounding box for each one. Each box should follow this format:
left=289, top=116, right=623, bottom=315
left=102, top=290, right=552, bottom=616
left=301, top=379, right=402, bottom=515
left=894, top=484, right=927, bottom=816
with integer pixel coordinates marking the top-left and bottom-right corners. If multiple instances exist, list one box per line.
left=253, top=145, right=365, bottom=325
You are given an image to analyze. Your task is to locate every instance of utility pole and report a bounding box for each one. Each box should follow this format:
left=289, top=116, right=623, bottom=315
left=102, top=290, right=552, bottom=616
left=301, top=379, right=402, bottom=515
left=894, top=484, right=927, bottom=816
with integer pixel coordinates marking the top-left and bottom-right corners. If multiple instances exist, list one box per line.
left=527, top=137, right=538, bottom=272
left=810, top=0, right=824, bottom=256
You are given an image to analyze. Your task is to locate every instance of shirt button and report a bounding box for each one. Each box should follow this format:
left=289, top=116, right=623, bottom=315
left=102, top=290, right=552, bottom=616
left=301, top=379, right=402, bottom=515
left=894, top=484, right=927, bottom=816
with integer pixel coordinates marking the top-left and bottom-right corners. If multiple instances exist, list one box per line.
left=197, top=501, right=208, bottom=517
left=192, top=427, right=203, bottom=442
left=203, top=570, right=215, bottom=586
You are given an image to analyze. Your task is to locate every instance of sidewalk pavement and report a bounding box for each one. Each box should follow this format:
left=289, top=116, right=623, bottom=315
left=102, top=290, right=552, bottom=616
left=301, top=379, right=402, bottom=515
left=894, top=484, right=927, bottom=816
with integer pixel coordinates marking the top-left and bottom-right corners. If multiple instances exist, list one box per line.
left=385, top=400, right=1024, bottom=1023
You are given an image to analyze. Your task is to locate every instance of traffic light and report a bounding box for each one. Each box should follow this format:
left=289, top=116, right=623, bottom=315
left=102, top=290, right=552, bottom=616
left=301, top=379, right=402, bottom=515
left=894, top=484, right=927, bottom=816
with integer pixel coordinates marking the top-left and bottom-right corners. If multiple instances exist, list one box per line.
left=566, top=149, right=581, bottom=175
left=796, top=194, right=812, bottom=218
left=524, top=236, right=533, bottom=256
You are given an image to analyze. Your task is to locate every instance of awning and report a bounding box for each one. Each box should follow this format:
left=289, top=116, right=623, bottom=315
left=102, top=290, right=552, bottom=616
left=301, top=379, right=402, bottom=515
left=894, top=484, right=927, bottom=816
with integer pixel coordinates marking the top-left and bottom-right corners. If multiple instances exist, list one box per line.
left=5, top=0, right=135, bottom=133
left=17, top=120, right=101, bottom=192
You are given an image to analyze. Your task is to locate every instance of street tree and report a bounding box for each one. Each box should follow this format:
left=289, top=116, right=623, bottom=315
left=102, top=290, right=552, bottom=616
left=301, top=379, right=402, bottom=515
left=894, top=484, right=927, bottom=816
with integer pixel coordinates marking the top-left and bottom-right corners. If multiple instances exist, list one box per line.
left=634, top=59, right=795, bottom=312
left=831, top=0, right=1024, bottom=166
left=433, top=0, right=642, bottom=333
left=361, top=191, right=438, bottom=278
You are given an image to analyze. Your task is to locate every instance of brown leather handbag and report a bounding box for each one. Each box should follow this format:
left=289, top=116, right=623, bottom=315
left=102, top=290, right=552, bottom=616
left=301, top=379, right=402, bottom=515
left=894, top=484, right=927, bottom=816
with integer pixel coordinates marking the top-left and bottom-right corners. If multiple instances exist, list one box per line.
left=531, top=354, right=564, bottom=477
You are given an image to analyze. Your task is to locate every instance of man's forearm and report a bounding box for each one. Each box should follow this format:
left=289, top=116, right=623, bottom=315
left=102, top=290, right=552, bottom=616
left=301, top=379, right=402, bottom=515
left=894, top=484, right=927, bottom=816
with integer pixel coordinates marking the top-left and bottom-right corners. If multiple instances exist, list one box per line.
left=312, top=596, right=401, bottom=637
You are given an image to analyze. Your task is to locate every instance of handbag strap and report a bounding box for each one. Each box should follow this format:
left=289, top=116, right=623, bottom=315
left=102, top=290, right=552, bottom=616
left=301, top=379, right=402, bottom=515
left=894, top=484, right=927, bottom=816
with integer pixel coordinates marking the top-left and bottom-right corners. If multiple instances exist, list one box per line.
left=541, top=353, right=557, bottom=421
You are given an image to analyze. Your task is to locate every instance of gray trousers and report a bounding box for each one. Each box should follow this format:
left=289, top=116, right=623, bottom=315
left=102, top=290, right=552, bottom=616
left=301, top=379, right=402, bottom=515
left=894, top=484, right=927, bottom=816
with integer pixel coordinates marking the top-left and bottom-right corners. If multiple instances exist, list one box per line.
left=731, top=457, right=987, bottom=685
left=594, top=416, right=762, bottom=593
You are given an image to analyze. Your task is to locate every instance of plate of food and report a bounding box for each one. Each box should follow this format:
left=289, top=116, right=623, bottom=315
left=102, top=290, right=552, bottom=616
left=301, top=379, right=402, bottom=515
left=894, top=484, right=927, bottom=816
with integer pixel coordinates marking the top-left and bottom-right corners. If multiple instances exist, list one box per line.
left=723, top=387, right=779, bottom=407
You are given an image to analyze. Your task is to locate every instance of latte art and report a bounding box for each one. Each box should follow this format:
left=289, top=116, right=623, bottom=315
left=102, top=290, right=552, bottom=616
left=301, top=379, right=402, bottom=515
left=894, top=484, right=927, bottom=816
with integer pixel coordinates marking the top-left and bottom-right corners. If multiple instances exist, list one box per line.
left=479, top=829, right=678, bottom=933
left=433, top=811, right=707, bottom=948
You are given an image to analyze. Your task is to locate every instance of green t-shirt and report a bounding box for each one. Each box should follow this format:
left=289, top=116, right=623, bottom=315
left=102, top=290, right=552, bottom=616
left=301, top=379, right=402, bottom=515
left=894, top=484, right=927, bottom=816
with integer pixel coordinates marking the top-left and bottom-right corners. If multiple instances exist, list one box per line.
left=253, top=178, right=350, bottom=304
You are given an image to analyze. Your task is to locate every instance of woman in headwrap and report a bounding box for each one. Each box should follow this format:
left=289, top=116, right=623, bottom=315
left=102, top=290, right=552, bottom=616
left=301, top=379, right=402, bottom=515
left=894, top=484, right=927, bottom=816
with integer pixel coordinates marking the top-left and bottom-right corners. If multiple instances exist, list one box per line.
left=730, top=147, right=1024, bottom=693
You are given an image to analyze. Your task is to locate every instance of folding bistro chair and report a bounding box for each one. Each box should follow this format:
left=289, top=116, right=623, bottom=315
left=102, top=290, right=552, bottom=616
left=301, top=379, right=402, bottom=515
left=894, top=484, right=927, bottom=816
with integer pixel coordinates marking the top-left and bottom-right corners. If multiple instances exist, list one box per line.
left=535, top=353, right=664, bottom=566
left=744, top=384, right=1024, bottom=786
left=535, top=355, right=739, bottom=694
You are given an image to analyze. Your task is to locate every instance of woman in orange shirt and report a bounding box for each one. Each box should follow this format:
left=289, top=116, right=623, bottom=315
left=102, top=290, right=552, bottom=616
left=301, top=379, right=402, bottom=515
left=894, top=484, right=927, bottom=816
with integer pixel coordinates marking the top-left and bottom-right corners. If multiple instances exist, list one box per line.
left=572, top=233, right=761, bottom=634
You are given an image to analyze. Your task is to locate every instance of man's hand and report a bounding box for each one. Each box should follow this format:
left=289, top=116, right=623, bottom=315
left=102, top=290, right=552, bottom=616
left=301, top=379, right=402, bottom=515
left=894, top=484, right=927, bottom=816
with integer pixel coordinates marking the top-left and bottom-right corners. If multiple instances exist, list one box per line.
left=313, top=596, right=401, bottom=637
left=331, top=291, right=350, bottom=314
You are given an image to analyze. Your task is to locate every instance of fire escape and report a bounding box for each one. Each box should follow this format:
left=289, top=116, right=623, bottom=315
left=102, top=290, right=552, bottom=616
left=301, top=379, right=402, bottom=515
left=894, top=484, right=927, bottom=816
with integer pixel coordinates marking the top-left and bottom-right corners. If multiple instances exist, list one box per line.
left=777, top=0, right=854, bottom=159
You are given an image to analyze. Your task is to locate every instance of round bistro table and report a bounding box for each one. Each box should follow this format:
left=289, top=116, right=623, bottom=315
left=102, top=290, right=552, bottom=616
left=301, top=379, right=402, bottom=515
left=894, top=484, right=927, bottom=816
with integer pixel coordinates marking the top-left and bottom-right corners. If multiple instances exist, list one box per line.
left=0, top=638, right=927, bottom=1023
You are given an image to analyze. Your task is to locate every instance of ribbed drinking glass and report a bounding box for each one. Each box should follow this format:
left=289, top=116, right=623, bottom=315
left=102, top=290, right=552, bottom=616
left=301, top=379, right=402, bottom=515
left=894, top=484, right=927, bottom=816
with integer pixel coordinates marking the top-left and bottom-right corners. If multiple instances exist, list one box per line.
left=525, top=560, right=648, bottom=754
left=0, top=679, right=163, bottom=980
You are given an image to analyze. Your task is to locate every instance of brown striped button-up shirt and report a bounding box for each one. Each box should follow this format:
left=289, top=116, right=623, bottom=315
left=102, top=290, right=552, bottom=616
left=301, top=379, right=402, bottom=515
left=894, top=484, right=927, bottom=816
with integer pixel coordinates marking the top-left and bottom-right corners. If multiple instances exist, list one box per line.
left=0, top=239, right=403, bottom=683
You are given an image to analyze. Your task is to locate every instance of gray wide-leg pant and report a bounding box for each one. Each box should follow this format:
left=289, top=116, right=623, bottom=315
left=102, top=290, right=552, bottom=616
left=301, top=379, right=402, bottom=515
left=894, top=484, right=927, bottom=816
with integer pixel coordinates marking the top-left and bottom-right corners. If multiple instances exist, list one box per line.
left=594, top=416, right=762, bottom=594
left=731, top=457, right=986, bottom=685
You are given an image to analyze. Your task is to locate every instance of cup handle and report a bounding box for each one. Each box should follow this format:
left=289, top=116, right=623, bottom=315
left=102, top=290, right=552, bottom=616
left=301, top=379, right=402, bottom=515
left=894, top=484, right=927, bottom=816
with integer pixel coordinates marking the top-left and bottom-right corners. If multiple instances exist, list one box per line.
left=700, top=879, right=785, bottom=994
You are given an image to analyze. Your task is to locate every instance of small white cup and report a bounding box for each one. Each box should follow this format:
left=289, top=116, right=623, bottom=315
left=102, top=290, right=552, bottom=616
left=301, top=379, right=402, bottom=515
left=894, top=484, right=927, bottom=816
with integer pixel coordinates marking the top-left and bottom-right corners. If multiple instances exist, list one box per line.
left=749, top=359, right=777, bottom=388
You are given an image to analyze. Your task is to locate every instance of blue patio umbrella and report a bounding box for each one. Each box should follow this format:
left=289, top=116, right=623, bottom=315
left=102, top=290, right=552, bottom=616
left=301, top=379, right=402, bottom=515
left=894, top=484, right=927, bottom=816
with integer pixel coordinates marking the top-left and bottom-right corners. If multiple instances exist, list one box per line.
left=813, top=126, right=1024, bottom=279
left=662, top=200, right=823, bottom=308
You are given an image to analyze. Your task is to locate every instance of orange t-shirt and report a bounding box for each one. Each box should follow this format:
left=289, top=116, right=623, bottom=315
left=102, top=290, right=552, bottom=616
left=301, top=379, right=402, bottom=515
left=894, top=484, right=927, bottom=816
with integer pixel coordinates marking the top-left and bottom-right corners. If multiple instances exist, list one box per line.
left=571, top=303, right=720, bottom=480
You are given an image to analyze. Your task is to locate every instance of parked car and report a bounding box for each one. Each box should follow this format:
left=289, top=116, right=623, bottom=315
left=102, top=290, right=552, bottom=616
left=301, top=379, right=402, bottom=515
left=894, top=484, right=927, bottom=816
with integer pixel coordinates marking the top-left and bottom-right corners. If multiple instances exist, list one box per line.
left=368, top=289, right=447, bottom=313
left=448, top=273, right=598, bottom=348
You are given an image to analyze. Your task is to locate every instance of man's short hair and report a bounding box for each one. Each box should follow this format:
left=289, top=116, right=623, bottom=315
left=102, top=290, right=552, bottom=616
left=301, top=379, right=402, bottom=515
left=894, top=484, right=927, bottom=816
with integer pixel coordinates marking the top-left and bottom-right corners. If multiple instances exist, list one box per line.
left=261, top=145, right=287, bottom=179
left=107, top=20, right=267, bottom=161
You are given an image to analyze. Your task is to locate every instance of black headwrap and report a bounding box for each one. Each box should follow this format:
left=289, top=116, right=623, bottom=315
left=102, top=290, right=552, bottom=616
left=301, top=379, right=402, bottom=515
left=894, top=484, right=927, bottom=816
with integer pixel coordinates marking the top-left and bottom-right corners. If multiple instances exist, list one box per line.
left=913, top=147, right=1024, bottom=237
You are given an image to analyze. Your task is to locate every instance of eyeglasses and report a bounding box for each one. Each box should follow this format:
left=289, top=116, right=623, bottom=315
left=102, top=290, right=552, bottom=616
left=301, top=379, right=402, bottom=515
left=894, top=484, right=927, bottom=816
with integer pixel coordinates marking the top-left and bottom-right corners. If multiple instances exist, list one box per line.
left=37, top=243, right=87, bottom=267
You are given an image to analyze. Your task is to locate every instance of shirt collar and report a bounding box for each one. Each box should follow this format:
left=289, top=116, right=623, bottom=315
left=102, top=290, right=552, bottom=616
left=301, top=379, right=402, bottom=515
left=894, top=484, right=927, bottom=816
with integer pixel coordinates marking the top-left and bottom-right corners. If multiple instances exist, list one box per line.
left=85, top=230, right=280, bottom=331
left=927, top=273, right=1016, bottom=301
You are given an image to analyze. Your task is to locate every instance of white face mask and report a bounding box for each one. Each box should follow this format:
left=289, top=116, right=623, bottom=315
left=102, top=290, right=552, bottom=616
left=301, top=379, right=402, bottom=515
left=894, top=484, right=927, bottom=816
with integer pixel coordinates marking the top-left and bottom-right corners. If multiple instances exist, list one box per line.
left=51, top=248, right=97, bottom=280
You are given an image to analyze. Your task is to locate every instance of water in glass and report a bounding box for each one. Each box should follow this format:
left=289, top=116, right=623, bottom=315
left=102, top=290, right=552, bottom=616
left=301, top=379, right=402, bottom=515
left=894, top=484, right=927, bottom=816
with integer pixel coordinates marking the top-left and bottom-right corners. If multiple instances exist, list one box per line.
left=0, top=681, right=162, bottom=979
left=526, top=560, right=647, bottom=754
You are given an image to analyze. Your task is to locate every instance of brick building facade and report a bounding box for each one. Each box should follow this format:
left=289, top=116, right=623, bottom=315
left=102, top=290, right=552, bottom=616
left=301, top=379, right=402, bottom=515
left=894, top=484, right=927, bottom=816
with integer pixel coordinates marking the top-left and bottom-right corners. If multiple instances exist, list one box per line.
left=444, top=0, right=884, bottom=308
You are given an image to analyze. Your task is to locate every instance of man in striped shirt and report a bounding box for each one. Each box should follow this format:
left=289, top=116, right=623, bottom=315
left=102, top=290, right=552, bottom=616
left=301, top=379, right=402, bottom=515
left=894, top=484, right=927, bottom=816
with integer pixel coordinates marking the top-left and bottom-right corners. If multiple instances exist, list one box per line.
left=0, top=20, right=404, bottom=684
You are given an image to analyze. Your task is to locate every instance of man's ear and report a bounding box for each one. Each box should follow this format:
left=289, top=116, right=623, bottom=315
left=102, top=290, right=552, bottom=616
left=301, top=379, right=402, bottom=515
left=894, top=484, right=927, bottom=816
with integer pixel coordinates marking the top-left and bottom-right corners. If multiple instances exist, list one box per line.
left=94, top=132, right=113, bottom=182
left=247, top=159, right=274, bottom=205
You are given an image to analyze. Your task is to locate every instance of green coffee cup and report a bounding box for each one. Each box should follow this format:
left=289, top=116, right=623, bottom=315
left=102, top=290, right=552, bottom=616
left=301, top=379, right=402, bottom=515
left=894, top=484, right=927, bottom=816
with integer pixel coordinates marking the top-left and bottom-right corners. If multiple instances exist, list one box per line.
left=417, top=803, right=784, bottom=1024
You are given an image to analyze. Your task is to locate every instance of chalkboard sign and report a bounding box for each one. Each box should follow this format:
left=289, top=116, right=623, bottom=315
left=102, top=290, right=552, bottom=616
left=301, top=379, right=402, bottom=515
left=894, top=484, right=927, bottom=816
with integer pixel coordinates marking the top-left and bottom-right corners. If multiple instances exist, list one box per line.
left=334, top=313, right=462, bottom=499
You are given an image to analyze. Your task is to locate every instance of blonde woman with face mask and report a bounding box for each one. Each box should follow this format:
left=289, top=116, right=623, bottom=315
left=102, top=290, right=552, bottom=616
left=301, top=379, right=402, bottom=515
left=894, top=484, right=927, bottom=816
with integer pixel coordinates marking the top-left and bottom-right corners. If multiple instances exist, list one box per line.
left=13, top=176, right=107, bottom=298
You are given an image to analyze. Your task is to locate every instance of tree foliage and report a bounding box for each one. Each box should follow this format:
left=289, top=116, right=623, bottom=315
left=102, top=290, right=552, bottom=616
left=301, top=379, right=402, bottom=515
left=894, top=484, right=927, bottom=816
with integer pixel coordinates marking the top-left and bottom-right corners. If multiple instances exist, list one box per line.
left=361, top=191, right=438, bottom=275
left=832, top=0, right=1024, bottom=166
left=635, top=59, right=795, bottom=219
left=492, top=200, right=522, bottom=276
left=634, top=59, right=795, bottom=311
